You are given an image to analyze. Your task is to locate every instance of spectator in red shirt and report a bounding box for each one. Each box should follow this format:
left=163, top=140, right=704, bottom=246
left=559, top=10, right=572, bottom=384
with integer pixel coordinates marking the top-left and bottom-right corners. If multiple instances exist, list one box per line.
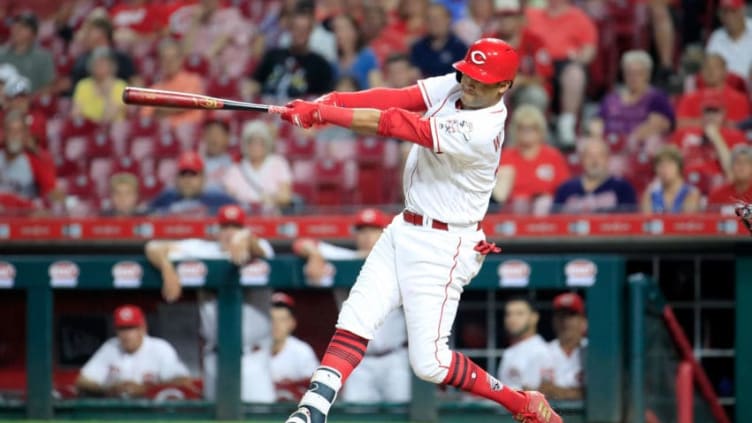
left=708, top=145, right=752, bottom=208
left=0, top=110, right=57, bottom=205
left=494, top=105, right=571, bottom=215
left=525, top=0, right=598, bottom=146
left=671, top=102, right=747, bottom=193
left=110, top=0, right=166, bottom=47
left=486, top=0, right=554, bottom=111
left=676, top=53, right=751, bottom=128
left=3, top=76, right=47, bottom=149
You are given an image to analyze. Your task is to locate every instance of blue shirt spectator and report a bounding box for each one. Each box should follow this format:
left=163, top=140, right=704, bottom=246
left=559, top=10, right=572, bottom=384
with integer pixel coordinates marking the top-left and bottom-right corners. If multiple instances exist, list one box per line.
left=553, top=138, right=638, bottom=213
left=148, top=151, right=237, bottom=216
left=410, top=4, right=467, bottom=78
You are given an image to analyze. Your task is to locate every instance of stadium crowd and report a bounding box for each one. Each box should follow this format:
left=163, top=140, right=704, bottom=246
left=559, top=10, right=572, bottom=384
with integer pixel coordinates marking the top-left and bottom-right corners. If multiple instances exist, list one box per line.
left=0, top=0, right=750, bottom=217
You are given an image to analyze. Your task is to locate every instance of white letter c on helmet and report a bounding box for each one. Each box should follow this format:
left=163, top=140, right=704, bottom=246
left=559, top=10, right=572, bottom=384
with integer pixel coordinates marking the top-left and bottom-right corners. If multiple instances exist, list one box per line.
left=470, top=50, right=487, bottom=65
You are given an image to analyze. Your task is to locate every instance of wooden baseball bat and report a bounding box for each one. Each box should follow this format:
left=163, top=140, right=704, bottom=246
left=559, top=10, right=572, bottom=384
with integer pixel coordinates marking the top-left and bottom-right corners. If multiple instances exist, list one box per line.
left=122, top=87, right=285, bottom=114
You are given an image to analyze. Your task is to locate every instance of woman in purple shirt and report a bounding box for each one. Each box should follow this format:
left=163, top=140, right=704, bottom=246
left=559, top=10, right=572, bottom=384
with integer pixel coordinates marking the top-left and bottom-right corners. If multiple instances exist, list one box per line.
left=589, top=50, right=675, bottom=153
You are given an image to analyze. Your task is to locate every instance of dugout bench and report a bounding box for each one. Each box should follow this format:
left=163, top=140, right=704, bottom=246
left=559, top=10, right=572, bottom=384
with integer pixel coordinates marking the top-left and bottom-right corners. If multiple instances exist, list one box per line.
left=2, top=254, right=746, bottom=422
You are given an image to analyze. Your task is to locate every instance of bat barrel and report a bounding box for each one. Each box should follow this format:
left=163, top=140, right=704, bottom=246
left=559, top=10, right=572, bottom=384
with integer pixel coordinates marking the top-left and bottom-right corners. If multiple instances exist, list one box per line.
left=122, top=87, right=226, bottom=110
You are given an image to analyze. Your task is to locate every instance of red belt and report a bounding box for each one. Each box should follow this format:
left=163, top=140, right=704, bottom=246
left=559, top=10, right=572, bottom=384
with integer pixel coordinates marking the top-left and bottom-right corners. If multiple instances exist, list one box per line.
left=403, top=210, right=481, bottom=231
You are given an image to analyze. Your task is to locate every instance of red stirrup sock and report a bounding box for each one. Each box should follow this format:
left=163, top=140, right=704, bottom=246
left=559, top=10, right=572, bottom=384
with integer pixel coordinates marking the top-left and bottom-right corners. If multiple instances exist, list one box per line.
left=442, top=351, right=527, bottom=413
left=320, top=329, right=369, bottom=383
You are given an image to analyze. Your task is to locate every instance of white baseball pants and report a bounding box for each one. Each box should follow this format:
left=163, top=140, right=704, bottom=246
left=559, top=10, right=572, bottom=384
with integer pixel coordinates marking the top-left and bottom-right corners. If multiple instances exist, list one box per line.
left=337, top=214, right=486, bottom=384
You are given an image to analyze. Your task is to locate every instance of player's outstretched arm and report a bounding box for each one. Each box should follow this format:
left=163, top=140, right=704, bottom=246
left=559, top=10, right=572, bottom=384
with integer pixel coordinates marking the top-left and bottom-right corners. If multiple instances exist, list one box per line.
left=318, top=85, right=427, bottom=112
left=227, top=228, right=271, bottom=265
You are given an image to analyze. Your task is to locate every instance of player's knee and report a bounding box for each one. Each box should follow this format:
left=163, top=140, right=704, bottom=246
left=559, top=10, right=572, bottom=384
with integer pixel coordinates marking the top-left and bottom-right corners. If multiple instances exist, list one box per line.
left=409, top=353, right=448, bottom=384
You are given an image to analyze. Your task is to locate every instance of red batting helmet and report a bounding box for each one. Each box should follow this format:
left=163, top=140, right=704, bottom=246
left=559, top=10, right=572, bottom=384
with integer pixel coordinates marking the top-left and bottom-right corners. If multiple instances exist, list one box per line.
left=452, top=38, right=519, bottom=84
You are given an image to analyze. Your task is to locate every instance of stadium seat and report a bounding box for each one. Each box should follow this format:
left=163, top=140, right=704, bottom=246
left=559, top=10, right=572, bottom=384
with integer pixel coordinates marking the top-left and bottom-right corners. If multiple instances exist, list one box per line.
left=356, top=136, right=385, bottom=165
left=64, top=136, right=88, bottom=162
left=55, top=156, right=86, bottom=178
left=314, top=159, right=347, bottom=206
left=65, top=173, right=95, bottom=199
left=283, top=135, right=317, bottom=162
left=139, top=173, right=164, bottom=202
left=566, top=152, right=583, bottom=176
left=87, top=132, right=114, bottom=158
left=113, top=156, right=140, bottom=176
left=184, top=53, right=210, bottom=76
left=32, top=93, right=58, bottom=116
left=153, top=131, right=180, bottom=159
left=129, top=115, right=160, bottom=139
left=157, top=158, right=178, bottom=187
left=61, top=116, right=99, bottom=140
left=130, top=136, right=156, bottom=162
left=206, top=75, right=241, bottom=99
left=89, top=158, right=114, bottom=198
left=173, top=123, right=200, bottom=151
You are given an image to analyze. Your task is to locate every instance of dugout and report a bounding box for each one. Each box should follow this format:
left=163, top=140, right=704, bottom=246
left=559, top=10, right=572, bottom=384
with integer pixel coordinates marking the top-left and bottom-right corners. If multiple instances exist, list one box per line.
left=0, top=234, right=747, bottom=423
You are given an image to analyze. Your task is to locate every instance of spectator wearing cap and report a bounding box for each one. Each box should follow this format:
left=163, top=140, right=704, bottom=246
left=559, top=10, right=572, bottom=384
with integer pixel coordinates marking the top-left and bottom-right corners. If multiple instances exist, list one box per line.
left=72, top=47, right=127, bottom=124
left=453, top=0, right=495, bottom=46
left=269, top=293, right=319, bottom=402
left=0, top=110, right=57, bottom=208
left=553, top=138, right=637, bottom=214
left=75, top=305, right=193, bottom=398
left=493, top=105, right=570, bottom=216
left=223, top=121, right=292, bottom=215
left=101, top=172, right=144, bottom=217
left=409, top=3, right=466, bottom=78
left=589, top=50, right=675, bottom=149
left=141, top=39, right=205, bottom=128
left=3, top=75, right=48, bottom=149
left=145, top=205, right=277, bottom=403
left=641, top=145, right=701, bottom=214
left=149, top=151, right=236, bottom=216
left=708, top=145, right=752, bottom=208
left=706, top=0, right=752, bottom=80
left=484, top=0, right=553, bottom=112
left=497, top=297, right=553, bottom=391
left=248, top=2, right=334, bottom=100
left=0, top=12, right=54, bottom=93
left=524, top=0, right=598, bottom=146
left=292, top=208, right=411, bottom=404
left=671, top=98, right=747, bottom=193
left=539, top=293, right=587, bottom=400
left=70, top=17, right=137, bottom=90
left=200, top=118, right=234, bottom=192
left=676, top=54, right=750, bottom=128
left=180, top=0, right=255, bottom=79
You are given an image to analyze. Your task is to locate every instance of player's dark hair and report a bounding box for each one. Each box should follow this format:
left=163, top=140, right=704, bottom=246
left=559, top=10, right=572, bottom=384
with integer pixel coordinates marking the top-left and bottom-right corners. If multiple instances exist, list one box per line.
left=504, top=296, right=537, bottom=313
left=385, top=53, right=410, bottom=67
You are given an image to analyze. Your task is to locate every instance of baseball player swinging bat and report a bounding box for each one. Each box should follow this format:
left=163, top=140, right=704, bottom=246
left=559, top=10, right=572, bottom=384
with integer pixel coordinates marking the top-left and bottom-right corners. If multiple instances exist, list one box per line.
left=122, top=87, right=286, bottom=114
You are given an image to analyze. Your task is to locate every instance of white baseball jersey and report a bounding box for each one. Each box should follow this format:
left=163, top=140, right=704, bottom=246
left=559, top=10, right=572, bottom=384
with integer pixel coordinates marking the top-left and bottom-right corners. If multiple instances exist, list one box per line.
left=497, top=334, right=553, bottom=390
left=407, top=73, right=507, bottom=225
left=548, top=338, right=587, bottom=389
left=271, top=336, right=319, bottom=383
left=80, top=336, right=190, bottom=386
left=167, top=238, right=275, bottom=351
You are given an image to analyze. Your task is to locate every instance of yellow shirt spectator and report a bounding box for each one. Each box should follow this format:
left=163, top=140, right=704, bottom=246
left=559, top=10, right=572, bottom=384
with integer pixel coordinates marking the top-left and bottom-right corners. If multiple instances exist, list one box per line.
left=72, top=77, right=127, bottom=123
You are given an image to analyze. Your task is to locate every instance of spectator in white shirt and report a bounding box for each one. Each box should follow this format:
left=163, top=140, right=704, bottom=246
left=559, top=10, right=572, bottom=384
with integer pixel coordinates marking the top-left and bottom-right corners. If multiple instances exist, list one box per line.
left=497, top=297, right=553, bottom=390
left=75, top=305, right=193, bottom=398
left=269, top=292, right=319, bottom=402
left=706, top=0, right=752, bottom=79
left=541, top=293, right=587, bottom=400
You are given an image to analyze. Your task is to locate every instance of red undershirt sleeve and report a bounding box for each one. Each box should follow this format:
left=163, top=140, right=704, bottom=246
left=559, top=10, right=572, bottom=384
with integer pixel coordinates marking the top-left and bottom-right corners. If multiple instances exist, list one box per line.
left=376, top=107, right=433, bottom=148
left=331, top=86, right=426, bottom=112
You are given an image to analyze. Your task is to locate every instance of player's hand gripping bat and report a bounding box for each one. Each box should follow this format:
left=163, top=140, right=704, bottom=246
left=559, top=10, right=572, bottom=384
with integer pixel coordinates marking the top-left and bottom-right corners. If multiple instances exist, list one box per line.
left=122, top=87, right=286, bottom=114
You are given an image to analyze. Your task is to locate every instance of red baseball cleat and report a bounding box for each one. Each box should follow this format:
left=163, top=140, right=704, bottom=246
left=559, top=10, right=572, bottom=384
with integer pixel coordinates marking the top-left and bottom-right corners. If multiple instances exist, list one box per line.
left=514, top=391, right=562, bottom=423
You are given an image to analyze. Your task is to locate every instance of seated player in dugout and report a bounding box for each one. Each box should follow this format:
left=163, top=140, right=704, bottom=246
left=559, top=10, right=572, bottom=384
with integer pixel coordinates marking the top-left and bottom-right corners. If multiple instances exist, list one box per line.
left=144, top=204, right=277, bottom=403
left=75, top=305, right=194, bottom=398
left=292, top=208, right=411, bottom=403
left=540, top=293, right=588, bottom=401
left=497, top=297, right=554, bottom=391
left=269, top=292, right=320, bottom=402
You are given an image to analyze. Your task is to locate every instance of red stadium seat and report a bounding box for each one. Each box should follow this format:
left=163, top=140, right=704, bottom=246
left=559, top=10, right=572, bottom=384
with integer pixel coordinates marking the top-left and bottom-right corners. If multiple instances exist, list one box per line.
left=139, top=173, right=164, bottom=201
left=61, top=116, right=99, bottom=140
left=89, top=158, right=114, bottom=198
left=154, top=131, right=181, bottom=158
left=157, top=158, right=178, bottom=186
left=55, top=156, right=86, bottom=178
left=55, top=55, right=74, bottom=78
left=130, top=136, right=155, bottom=162
left=173, top=123, right=200, bottom=150
left=64, top=136, right=88, bottom=162
left=87, top=132, right=114, bottom=158
left=32, top=93, right=58, bottom=116
left=314, top=159, right=346, bottom=206
left=206, top=75, right=241, bottom=99
left=184, top=53, right=210, bottom=76
left=566, top=152, right=583, bottom=176
left=129, top=115, right=160, bottom=139
left=284, top=135, right=316, bottom=162
left=65, top=173, right=96, bottom=199
left=356, top=136, right=385, bottom=165
left=113, top=156, right=140, bottom=175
